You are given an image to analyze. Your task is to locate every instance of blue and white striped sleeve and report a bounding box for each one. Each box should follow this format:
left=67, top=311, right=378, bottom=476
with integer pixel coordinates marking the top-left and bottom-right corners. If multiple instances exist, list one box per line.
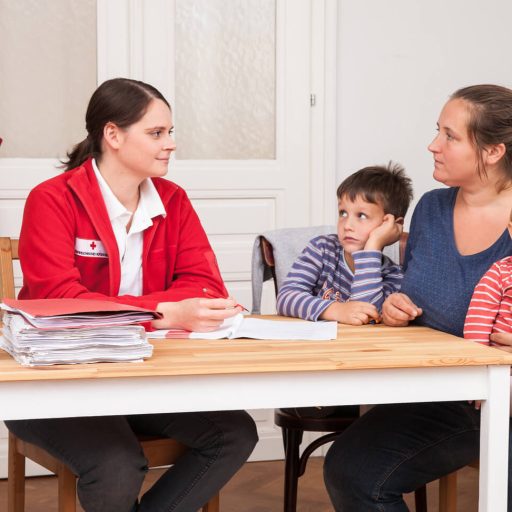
left=276, top=238, right=333, bottom=321
left=350, top=251, right=403, bottom=311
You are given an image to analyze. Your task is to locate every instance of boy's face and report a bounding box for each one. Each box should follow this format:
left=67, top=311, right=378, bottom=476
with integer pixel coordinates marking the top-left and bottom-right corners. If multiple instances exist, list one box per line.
left=337, top=194, right=386, bottom=253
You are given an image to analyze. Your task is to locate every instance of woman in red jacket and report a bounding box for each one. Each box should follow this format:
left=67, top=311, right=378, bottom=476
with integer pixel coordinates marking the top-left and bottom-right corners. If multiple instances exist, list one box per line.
left=6, top=78, right=257, bottom=512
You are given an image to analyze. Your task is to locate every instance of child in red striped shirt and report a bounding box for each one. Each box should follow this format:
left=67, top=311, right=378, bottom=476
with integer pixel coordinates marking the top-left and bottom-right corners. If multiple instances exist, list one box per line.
left=464, top=208, right=512, bottom=344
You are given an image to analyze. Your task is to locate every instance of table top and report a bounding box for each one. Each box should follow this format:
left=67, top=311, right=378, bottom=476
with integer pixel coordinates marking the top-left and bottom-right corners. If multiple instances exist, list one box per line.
left=1, top=319, right=512, bottom=383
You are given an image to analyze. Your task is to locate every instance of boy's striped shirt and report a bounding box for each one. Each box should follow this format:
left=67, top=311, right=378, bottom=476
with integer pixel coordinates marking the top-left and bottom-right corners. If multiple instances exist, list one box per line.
left=277, top=234, right=403, bottom=321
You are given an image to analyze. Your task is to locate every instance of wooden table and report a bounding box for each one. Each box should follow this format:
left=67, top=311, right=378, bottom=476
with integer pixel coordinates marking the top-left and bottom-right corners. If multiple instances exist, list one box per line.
left=0, top=320, right=511, bottom=511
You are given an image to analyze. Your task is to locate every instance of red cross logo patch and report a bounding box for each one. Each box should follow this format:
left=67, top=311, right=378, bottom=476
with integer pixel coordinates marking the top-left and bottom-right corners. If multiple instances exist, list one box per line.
left=74, top=238, right=108, bottom=258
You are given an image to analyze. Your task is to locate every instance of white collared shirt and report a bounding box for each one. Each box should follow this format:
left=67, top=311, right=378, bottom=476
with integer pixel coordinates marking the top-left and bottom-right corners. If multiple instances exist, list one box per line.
left=92, top=159, right=166, bottom=296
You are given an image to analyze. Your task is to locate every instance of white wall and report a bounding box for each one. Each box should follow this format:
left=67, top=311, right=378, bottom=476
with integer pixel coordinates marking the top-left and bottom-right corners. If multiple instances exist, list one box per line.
left=336, top=0, right=512, bottom=228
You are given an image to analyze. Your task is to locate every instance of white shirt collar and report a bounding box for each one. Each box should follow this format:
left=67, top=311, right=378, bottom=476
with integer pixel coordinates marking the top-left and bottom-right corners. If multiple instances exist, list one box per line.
left=92, top=159, right=166, bottom=224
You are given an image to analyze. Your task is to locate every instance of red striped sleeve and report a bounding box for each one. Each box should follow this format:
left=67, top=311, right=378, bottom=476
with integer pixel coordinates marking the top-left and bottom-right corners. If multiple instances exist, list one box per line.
left=464, top=258, right=512, bottom=345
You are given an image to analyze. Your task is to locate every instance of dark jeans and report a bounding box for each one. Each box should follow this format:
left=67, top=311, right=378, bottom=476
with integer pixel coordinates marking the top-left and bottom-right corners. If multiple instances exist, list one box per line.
left=324, top=401, right=512, bottom=511
left=6, top=410, right=257, bottom=512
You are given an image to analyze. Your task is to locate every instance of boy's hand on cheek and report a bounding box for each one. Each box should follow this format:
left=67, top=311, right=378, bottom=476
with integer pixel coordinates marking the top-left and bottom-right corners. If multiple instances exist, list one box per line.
left=364, top=214, right=403, bottom=251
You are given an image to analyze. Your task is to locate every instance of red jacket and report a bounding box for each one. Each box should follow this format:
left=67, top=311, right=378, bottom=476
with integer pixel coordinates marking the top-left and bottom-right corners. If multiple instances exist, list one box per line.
left=18, top=158, right=227, bottom=309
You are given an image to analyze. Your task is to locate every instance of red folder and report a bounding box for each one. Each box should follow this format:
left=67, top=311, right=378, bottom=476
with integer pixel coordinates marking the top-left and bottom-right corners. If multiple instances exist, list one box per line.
left=1, top=298, right=162, bottom=330
left=2, top=298, right=161, bottom=319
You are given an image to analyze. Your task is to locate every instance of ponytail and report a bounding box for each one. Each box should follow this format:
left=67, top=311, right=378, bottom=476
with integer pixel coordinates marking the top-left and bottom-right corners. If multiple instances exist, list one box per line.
left=62, top=136, right=96, bottom=172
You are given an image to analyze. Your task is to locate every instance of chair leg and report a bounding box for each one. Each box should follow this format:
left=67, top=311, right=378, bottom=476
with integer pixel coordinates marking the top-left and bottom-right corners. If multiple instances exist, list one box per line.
left=414, top=484, right=428, bottom=512
left=298, top=432, right=340, bottom=477
left=202, top=493, right=220, bottom=512
left=57, top=463, right=77, bottom=512
left=439, top=471, right=458, bottom=512
left=8, top=433, right=25, bottom=512
left=282, top=427, right=303, bottom=512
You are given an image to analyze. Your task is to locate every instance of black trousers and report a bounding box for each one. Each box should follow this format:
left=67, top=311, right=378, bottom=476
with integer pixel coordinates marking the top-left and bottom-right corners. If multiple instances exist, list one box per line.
left=6, top=410, right=258, bottom=512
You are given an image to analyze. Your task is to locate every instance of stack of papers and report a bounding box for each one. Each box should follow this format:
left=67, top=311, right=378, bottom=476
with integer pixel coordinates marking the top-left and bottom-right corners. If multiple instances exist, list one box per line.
left=0, top=298, right=159, bottom=366
left=151, top=313, right=338, bottom=340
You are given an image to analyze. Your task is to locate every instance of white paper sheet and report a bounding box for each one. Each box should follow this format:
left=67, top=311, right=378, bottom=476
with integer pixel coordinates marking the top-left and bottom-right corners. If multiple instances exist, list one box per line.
left=151, top=314, right=337, bottom=341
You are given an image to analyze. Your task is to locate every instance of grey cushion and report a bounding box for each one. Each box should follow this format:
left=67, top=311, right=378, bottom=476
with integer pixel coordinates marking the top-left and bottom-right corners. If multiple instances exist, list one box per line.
left=250, top=225, right=401, bottom=314
left=250, top=225, right=334, bottom=314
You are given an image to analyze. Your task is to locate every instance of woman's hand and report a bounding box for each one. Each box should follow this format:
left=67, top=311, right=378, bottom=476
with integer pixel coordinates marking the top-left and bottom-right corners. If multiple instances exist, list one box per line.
left=381, top=293, right=422, bottom=327
left=320, top=301, right=380, bottom=325
left=365, top=214, right=403, bottom=251
left=153, top=298, right=241, bottom=332
left=490, top=332, right=512, bottom=352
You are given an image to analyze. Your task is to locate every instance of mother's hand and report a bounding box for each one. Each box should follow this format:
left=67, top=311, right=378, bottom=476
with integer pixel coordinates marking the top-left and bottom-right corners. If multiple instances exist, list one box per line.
left=490, top=332, right=512, bottom=353
left=382, top=293, right=423, bottom=327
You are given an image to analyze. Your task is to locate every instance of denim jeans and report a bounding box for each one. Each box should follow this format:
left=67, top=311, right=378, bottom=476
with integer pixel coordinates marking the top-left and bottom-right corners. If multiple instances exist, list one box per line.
left=324, top=401, right=512, bottom=511
left=6, top=410, right=257, bottom=512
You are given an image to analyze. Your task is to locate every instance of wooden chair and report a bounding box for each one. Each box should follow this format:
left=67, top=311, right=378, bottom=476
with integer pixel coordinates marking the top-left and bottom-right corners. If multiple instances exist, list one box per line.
left=0, top=237, right=219, bottom=512
left=438, top=461, right=479, bottom=512
left=273, top=407, right=361, bottom=512
left=258, top=231, right=434, bottom=512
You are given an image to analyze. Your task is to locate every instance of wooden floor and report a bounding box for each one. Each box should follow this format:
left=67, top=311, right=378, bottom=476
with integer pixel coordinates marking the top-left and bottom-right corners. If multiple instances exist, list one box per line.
left=0, top=457, right=478, bottom=511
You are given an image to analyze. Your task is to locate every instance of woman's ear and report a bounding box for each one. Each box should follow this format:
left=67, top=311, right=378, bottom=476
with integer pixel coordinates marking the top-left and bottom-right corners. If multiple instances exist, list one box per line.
left=483, top=143, right=506, bottom=166
left=103, top=122, right=122, bottom=150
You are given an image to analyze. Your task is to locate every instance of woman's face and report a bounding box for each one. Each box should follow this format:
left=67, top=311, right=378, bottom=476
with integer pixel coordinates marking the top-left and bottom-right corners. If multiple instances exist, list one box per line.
left=115, top=98, right=176, bottom=180
left=427, top=98, right=480, bottom=187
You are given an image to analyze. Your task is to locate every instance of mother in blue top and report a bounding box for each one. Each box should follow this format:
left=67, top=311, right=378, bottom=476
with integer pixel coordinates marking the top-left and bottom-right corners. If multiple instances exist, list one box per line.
left=323, top=84, right=512, bottom=511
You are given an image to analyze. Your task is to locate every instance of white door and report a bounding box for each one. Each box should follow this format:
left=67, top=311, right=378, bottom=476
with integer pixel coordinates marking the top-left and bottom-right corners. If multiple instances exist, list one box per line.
left=98, top=0, right=336, bottom=460
left=98, top=0, right=330, bottom=459
left=98, top=0, right=335, bottom=314
left=0, top=0, right=337, bottom=470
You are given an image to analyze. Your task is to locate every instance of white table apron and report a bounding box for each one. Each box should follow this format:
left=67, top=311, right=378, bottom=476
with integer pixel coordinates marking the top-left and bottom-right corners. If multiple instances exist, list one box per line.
left=0, top=364, right=509, bottom=511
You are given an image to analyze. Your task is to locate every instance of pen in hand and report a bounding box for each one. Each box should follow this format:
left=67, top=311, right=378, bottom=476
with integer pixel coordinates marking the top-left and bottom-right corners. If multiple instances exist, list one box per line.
left=202, top=288, right=249, bottom=313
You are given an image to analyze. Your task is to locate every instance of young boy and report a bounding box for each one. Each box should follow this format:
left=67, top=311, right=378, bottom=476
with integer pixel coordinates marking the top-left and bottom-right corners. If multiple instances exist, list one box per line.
left=277, top=163, right=413, bottom=324
left=464, top=208, right=512, bottom=344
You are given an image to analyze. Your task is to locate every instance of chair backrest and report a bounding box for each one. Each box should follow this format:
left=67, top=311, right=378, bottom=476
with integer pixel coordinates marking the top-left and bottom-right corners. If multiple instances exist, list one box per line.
left=251, top=225, right=335, bottom=313
left=0, top=237, right=19, bottom=300
left=256, top=229, right=409, bottom=300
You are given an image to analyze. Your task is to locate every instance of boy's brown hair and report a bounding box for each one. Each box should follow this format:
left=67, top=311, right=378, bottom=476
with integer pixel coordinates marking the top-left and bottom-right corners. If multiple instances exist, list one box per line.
left=336, top=162, right=413, bottom=218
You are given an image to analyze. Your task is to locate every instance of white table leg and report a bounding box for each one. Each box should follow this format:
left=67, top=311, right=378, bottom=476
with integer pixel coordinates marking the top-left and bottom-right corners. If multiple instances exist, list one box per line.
left=479, top=365, right=510, bottom=511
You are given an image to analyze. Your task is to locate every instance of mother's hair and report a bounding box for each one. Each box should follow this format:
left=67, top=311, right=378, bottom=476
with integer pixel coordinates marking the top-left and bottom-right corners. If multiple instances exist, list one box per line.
left=64, top=78, right=170, bottom=171
left=451, top=84, right=512, bottom=190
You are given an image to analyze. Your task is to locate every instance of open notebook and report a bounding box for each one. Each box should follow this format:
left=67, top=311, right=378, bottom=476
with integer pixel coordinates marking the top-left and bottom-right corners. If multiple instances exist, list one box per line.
left=151, top=314, right=337, bottom=341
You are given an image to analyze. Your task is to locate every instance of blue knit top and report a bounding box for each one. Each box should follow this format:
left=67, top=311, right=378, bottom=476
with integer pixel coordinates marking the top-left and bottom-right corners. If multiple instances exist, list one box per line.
left=402, top=187, right=512, bottom=337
